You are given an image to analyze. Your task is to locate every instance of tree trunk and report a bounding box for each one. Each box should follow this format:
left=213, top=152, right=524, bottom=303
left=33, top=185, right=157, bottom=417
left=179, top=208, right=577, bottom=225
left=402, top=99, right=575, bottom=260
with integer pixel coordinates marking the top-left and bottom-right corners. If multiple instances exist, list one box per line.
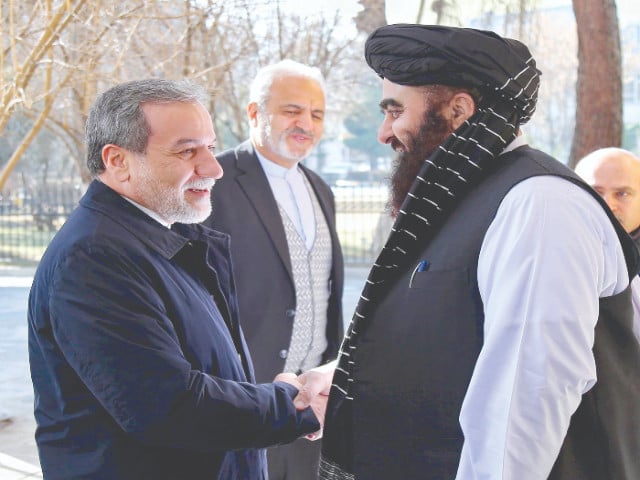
left=569, top=0, right=622, bottom=168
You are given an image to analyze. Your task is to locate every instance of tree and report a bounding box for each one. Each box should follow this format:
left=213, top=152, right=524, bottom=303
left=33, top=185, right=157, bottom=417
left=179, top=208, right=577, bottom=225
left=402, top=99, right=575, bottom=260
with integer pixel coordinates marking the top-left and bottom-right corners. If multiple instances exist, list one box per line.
left=522, top=7, right=578, bottom=161
left=355, top=0, right=387, bottom=33
left=429, top=1, right=459, bottom=25
left=0, top=0, right=363, bottom=191
left=569, top=0, right=622, bottom=167
left=343, top=76, right=391, bottom=169
left=0, top=0, right=89, bottom=188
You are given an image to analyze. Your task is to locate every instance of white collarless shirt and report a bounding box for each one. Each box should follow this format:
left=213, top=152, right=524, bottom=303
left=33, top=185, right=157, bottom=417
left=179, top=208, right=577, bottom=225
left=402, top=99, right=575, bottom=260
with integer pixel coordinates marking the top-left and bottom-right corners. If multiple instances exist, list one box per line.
left=256, top=152, right=316, bottom=250
left=455, top=143, right=630, bottom=479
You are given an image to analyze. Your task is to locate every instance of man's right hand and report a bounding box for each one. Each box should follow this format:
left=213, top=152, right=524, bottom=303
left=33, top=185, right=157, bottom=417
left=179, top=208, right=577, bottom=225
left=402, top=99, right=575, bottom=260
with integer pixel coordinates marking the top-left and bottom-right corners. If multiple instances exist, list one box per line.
left=293, top=361, right=336, bottom=440
left=274, top=361, right=336, bottom=440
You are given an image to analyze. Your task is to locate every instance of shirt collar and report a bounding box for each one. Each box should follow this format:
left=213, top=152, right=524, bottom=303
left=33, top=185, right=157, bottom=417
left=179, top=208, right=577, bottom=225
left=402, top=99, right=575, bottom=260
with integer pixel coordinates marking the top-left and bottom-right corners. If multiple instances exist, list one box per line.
left=503, top=134, right=527, bottom=153
left=255, top=148, right=302, bottom=180
left=122, top=196, right=172, bottom=228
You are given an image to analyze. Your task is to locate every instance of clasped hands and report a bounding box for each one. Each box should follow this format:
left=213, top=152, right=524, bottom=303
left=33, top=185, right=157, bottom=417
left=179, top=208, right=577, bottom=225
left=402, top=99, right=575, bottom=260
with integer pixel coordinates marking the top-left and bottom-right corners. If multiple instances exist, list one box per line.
left=274, top=360, right=336, bottom=441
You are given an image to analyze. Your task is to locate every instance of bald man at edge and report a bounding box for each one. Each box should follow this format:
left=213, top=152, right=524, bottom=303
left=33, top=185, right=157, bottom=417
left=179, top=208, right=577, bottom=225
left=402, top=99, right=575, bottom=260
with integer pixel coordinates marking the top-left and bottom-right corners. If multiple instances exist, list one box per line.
left=576, top=147, right=640, bottom=342
left=576, top=147, right=640, bottom=249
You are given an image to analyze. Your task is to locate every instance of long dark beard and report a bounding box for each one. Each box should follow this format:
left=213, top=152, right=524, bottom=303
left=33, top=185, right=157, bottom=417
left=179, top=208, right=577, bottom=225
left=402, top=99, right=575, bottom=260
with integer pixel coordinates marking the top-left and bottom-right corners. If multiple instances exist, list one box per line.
left=388, top=107, right=453, bottom=217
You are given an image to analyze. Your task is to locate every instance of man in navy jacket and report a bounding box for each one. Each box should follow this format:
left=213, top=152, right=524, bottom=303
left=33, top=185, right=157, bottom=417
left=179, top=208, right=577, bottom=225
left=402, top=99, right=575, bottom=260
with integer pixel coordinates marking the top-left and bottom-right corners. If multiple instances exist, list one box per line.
left=27, top=79, right=321, bottom=479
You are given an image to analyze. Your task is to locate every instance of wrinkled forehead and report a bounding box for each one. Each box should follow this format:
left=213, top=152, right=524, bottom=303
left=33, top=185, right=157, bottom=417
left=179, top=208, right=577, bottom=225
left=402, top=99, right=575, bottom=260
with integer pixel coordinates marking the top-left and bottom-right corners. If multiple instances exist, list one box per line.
left=266, top=76, right=325, bottom=106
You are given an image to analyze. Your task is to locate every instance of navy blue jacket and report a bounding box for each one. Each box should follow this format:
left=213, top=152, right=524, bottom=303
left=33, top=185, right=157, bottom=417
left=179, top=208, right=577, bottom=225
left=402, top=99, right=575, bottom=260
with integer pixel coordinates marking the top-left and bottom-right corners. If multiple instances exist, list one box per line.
left=28, top=180, right=319, bottom=479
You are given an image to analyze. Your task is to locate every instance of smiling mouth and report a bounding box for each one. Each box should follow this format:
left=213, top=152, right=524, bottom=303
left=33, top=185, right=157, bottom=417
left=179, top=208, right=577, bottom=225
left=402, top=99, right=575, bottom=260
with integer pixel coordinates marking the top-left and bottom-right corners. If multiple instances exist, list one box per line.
left=390, top=138, right=405, bottom=153
left=291, top=134, right=311, bottom=142
left=185, top=178, right=216, bottom=193
left=186, top=182, right=215, bottom=194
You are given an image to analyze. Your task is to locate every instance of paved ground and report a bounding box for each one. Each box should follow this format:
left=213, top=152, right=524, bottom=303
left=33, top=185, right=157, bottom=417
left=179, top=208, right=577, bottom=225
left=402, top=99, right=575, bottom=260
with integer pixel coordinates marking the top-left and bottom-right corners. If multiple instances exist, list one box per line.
left=0, top=264, right=369, bottom=478
left=0, top=268, right=42, bottom=478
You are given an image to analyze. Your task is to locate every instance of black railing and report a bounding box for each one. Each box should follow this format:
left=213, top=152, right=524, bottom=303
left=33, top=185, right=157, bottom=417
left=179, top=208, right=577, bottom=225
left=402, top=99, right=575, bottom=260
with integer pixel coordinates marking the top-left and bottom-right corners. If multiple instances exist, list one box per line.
left=0, top=184, right=84, bottom=266
left=0, top=182, right=390, bottom=267
left=333, top=183, right=390, bottom=265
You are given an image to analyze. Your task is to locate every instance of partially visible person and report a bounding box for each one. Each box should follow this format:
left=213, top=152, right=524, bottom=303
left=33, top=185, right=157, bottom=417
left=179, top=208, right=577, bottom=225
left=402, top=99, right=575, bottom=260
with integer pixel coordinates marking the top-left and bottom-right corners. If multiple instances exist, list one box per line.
left=203, top=59, right=343, bottom=480
left=28, top=79, right=323, bottom=480
left=294, top=25, right=640, bottom=479
left=576, top=147, right=640, bottom=343
left=575, top=147, right=640, bottom=249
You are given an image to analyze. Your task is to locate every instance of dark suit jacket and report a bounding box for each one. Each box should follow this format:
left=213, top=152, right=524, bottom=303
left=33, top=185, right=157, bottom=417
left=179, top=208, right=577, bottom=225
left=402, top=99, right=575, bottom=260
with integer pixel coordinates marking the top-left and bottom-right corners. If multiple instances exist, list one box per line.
left=205, top=140, right=344, bottom=382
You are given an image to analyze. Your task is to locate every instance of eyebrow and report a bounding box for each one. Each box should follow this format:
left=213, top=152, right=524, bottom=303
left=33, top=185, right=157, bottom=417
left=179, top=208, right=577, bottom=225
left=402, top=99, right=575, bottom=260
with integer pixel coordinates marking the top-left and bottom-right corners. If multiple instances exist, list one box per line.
left=379, top=98, right=402, bottom=110
left=171, top=138, right=216, bottom=148
left=281, top=103, right=325, bottom=114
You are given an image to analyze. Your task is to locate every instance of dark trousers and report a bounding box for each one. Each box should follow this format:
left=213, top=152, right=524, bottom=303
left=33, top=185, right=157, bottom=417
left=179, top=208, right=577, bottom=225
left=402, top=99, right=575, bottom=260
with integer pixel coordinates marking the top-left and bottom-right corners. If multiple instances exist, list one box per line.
left=266, top=437, right=322, bottom=479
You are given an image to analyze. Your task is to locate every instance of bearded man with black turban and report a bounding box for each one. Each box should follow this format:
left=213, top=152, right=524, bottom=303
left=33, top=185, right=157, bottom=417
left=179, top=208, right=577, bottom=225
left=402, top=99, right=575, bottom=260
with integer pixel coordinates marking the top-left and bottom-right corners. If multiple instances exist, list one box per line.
left=292, top=24, right=640, bottom=479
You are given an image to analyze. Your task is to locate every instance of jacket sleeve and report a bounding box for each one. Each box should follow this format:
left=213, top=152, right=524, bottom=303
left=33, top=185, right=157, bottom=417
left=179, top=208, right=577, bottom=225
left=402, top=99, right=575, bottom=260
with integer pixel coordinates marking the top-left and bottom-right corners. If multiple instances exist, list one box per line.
left=47, top=243, right=319, bottom=452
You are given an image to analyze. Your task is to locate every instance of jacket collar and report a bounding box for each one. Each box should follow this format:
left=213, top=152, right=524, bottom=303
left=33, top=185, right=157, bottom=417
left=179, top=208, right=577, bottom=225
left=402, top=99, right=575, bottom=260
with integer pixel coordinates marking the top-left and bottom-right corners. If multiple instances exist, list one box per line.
left=80, top=180, right=230, bottom=260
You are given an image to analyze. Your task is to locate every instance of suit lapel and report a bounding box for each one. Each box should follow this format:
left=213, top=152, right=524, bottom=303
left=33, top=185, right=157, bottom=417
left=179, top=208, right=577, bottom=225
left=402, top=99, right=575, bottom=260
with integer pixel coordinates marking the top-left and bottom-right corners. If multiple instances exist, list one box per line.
left=233, top=144, right=294, bottom=282
left=301, top=165, right=331, bottom=227
left=301, top=165, right=341, bottom=255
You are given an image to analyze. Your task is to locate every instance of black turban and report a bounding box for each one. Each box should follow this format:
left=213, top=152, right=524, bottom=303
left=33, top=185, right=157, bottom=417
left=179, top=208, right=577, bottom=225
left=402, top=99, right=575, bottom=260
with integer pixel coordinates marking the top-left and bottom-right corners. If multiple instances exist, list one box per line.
left=365, top=24, right=541, bottom=123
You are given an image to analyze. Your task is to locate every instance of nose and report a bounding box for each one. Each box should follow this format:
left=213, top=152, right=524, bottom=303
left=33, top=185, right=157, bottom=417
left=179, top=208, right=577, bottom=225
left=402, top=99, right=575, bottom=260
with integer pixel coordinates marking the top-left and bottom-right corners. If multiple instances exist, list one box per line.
left=295, top=111, right=314, bottom=131
left=197, top=150, right=223, bottom=179
left=211, top=155, right=223, bottom=179
left=602, top=193, right=619, bottom=212
left=377, top=117, right=393, bottom=144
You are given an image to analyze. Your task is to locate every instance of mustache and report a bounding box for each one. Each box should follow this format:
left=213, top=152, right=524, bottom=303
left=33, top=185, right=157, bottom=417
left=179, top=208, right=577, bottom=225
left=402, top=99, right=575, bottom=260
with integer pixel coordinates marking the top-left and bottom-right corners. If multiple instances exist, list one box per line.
left=184, top=179, right=216, bottom=190
left=390, top=137, right=405, bottom=152
left=287, top=126, right=314, bottom=138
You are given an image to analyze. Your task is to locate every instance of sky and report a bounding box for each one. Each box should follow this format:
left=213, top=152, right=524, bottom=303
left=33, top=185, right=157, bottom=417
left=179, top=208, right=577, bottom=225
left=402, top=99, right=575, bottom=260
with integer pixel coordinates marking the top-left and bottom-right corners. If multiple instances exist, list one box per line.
left=282, top=0, right=638, bottom=29
left=280, top=0, right=640, bottom=35
left=385, top=0, right=639, bottom=27
left=275, top=0, right=362, bottom=19
left=280, top=0, right=640, bottom=27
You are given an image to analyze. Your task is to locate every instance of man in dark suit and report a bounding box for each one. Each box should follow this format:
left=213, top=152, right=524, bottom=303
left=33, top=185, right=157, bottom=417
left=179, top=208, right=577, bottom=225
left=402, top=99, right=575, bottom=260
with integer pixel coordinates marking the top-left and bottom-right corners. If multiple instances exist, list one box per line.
left=204, top=60, right=344, bottom=479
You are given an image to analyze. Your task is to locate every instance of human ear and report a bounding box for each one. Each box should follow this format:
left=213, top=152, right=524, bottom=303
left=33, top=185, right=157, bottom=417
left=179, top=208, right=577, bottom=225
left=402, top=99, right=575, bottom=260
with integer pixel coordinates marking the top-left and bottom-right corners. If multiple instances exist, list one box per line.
left=449, top=92, right=476, bottom=130
left=102, top=144, right=131, bottom=182
left=247, top=102, right=259, bottom=127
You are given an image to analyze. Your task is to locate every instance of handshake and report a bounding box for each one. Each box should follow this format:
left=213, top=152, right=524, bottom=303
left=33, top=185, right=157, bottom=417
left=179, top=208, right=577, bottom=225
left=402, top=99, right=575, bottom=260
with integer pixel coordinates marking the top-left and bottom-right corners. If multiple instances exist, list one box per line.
left=273, top=360, right=336, bottom=441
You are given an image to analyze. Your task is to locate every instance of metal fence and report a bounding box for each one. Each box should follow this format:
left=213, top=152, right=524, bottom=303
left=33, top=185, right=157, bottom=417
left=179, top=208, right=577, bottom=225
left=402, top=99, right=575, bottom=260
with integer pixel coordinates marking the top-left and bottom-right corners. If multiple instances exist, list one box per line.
left=0, top=183, right=85, bottom=266
left=0, top=182, right=389, bottom=267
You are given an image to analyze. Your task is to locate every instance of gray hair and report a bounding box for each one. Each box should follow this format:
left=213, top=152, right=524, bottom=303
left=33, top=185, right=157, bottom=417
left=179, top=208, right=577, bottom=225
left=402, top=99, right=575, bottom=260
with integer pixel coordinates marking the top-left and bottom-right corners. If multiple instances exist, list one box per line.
left=85, top=78, right=210, bottom=176
left=248, top=59, right=325, bottom=109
